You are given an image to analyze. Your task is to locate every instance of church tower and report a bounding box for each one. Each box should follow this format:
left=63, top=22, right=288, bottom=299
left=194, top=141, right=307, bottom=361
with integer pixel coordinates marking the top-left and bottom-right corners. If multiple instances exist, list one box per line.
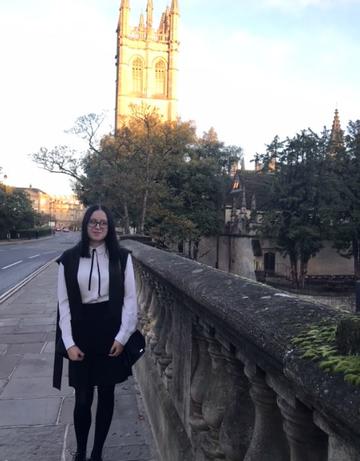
left=328, top=108, right=344, bottom=156
left=115, top=0, right=180, bottom=131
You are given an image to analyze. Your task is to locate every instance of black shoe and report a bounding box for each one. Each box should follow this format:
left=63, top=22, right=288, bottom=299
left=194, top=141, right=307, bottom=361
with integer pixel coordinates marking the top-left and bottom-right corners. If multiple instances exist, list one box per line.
left=89, top=456, right=102, bottom=461
left=72, top=453, right=86, bottom=461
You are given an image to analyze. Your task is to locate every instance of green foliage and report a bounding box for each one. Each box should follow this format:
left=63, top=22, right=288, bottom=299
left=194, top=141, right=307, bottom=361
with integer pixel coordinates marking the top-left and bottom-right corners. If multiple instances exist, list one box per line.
left=258, top=129, right=335, bottom=287
left=292, top=320, right=360, bottom=387
left=0, top=185, right=37, bottom=237
left=330, top=120, right=360, bottom=277
left=33, top=110, right=242, bottom=253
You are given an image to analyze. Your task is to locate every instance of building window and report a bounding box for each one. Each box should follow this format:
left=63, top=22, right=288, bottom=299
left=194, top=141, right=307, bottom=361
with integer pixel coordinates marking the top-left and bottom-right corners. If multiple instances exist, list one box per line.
left=155, top=60, right=166, bottom=96
left=132, top=58, right=144, bottom=94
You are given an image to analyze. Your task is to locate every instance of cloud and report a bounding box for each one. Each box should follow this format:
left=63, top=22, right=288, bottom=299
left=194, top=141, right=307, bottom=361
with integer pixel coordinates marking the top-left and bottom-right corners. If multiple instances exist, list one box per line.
left=178, top=23, right=360, bottom=162
left=262, top=0, right=360, bottom=11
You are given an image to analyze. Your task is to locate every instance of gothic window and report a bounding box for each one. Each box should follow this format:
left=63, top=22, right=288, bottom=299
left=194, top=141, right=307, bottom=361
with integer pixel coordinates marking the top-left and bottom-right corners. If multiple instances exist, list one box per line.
left=132, top=58, right=144, bottom=94
left=154, top=60, right=166, bottom=96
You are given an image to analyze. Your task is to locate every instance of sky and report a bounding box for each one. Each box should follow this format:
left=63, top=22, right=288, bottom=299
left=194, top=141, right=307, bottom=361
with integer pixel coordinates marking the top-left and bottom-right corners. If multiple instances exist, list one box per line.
left=0, top=0, right=359, bottom=195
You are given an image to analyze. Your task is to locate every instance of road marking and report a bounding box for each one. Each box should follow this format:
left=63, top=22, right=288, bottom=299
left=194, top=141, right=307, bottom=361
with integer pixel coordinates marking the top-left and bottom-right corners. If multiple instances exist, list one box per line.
left=2, top=260, right=23, bottom=270
left=0, top=257, right=58, bottom=304
left=28, top=254, right=40, bottom=259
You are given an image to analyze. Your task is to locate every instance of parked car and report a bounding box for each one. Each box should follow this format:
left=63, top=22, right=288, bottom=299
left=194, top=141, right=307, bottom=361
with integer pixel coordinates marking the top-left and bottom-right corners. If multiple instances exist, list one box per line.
left=62, top=228, right=70, bottom=232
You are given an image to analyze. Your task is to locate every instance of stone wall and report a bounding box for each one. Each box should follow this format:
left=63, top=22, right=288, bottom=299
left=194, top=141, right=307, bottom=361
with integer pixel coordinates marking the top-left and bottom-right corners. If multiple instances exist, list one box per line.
left=123, top=240, right=360, bottom=461
left=196, top=236, right=354, bottom=278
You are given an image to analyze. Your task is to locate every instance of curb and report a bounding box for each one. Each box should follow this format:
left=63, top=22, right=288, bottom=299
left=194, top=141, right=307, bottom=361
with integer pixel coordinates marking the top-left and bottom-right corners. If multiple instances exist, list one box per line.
left=0, top=257, right=58, bottom=305
left=0, top=235, right=55, bottom=246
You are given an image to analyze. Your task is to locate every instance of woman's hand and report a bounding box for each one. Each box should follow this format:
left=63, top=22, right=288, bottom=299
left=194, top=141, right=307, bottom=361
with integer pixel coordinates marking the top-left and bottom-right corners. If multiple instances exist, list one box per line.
left=109, top=340, right=124, bottom=357
left=67, top=345, right=85, bottom=361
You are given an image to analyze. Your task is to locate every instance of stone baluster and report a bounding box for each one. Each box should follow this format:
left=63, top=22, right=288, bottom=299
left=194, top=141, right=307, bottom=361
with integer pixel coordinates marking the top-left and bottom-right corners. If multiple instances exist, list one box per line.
left=152, top=285, right=167, bottom=365
left=140, top=289, right=150, bottom=330
left=136, top=267, right=153, bottom=331
left=243, top=364, right=289, bottom=461
left=147, top=281, right=161, bottom=354
left=201, top=332, right=235, bottom=460
left=314, top=412, right=360, bottom=461
left=278, top=397, right=327, bottom=461
left=190, top=322, right=212, bottom=448
left=219, top=352, right=254, bottom=461
left=163, top=294, right=175, bottom=391
left=156, top=296, right=173, bottom=375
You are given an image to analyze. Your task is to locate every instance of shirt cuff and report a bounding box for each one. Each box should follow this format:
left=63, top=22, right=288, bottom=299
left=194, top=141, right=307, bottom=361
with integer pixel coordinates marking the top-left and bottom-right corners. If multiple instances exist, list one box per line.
left=62, top=335, right=75, bottom=350
left=115, top=330, right=132, bottom=346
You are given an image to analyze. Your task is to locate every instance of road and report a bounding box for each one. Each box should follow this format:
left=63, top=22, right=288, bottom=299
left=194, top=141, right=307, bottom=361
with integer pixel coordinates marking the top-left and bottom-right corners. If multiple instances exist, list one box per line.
left=0, top=231, right=79, bottom=298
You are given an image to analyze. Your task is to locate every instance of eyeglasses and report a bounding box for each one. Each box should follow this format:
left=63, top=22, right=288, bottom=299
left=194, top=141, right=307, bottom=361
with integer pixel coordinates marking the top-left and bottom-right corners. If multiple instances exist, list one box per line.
left=88, top=219, right=108, bottom=228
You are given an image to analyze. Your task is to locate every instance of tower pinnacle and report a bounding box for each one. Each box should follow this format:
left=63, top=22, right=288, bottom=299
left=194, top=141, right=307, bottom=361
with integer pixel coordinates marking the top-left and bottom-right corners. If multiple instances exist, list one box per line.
left=171, top=0, right=179, bottom=14
left=120, top=0, right=130, bottom=10
left=146, top=0, right=153, bottom=30
left=329, top=108, right=344, bottom=156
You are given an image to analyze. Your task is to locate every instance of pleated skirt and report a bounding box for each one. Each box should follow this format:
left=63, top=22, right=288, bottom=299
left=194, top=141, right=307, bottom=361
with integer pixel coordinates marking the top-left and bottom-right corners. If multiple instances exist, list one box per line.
left=68, top=301, right=131, bottom=388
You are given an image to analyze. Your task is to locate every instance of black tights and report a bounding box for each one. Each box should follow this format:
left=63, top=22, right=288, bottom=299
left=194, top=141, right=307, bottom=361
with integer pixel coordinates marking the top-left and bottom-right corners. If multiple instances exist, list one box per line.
left=74, top=384, right=115, bottom=459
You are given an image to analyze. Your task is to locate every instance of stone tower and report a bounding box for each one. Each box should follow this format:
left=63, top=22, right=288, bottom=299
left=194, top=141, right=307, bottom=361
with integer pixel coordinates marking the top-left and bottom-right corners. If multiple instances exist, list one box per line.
left=115, top=0, right=179, bottom=131
left=329, top=108, right=344, bottom=156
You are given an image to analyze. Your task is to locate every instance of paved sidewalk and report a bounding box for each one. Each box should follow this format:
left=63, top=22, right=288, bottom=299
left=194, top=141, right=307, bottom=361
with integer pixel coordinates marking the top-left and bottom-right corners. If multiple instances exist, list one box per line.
left=0, top=263, right=158, bottom=461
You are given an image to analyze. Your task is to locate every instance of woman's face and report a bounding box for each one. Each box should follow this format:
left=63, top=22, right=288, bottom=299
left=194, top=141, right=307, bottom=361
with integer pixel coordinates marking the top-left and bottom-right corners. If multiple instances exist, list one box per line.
left=87, top=209, right=108, bottom=246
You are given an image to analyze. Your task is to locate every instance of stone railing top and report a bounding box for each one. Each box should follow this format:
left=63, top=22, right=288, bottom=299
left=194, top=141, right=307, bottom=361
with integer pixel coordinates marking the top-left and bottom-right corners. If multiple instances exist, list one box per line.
left=121, top=240, right=360, bottom=445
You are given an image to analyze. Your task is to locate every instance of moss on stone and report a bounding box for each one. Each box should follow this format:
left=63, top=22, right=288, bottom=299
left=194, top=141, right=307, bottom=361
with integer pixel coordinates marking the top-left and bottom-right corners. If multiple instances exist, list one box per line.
left=291, top=319, right=360, bottom=386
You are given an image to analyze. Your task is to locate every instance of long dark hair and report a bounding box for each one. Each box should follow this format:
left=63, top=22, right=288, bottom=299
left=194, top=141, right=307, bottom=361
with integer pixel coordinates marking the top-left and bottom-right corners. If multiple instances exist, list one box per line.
left=79, top=205, right=120, bottom=261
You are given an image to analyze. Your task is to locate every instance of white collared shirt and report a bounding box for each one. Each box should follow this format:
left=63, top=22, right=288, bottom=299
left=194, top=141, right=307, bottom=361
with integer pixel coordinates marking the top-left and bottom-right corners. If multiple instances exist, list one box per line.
left=58, top=243, right=138, bottom=350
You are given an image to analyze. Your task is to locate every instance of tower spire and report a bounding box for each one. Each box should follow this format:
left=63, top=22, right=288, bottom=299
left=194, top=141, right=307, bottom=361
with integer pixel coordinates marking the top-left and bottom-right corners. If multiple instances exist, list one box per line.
left=171, top=0, right=179, bottom=14
left=146, top=0, right=153, bottom=31
left=119, top=0, right=130, bottom=37
left=329, top=108, right=344, bottom=156
left=139, top=12, right=145, bottom=31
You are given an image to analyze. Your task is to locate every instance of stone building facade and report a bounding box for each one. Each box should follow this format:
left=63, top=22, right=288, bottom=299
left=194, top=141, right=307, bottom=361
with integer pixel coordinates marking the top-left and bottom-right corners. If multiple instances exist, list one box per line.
left=15, top=187, right=84, bottom=229
left=115, top=0, right=179, bottom=130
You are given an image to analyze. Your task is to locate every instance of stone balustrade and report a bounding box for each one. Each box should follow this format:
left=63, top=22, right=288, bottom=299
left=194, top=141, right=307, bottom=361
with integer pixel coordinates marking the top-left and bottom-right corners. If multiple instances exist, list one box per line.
left=121, top=240, right=360, bottom=461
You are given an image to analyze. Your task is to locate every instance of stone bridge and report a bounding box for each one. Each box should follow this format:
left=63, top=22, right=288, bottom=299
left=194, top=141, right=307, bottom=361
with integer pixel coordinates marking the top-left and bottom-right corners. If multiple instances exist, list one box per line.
left=122, top=240, right=360, bottom=461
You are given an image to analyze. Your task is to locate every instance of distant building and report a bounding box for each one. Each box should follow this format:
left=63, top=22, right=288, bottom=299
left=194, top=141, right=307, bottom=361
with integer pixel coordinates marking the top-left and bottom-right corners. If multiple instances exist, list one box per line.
left=222, top=109, right=354, bottom=279
left=15, top=187, right=50, bottom=214
left=49, top=195, right=84, bottom=229
left=14, top=187, right=84, bottom=229
left=115, top=0, right=180, bottom=129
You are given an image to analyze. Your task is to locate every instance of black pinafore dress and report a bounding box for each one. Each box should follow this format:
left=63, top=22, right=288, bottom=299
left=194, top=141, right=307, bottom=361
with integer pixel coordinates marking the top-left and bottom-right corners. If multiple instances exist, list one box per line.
left=69, top=301, right=129, bottom=388
left=53, top=244, right=131, bottom=390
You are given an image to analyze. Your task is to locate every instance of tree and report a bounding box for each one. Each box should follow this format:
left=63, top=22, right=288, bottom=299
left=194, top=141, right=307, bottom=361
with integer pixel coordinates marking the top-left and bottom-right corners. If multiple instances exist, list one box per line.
left=148, top=129, right=242, bottom=257
left=32, top=108, right=197, bottom=233
left=331, top=120, right=360, bottom=278
left=258, top=129, right=332, bottom=288
left=32, top=109, right=242, bottom=251
left=0, top=186, right=37, bottom=237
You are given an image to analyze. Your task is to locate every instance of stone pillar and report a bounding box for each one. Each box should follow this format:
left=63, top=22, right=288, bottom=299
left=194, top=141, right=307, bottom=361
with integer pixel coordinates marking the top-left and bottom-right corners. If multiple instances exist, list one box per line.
left=148, top=283, right=161, bottom=353
left=135, top=267, right=153, bottom=331
left=190, top=322, right=212, bottom=447
left=244, top=364, right=289, bottom=461
left=149, top=283, right=166, bottom=358
left=314, top=412, right=360, bottom=460
left=219, top=353, right=254, bottom=461
left=201, top=333, right=234, bottom=460
left=156, top=296, right=173, bottom=376
left=278, top=398, right=328, bottom=461
left=163, top=295, right=175, bottom=391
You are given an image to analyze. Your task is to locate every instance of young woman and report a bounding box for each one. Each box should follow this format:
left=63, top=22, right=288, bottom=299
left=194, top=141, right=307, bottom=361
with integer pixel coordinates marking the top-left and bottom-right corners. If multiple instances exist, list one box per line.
left=55, top=205, right=138, bottom=461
